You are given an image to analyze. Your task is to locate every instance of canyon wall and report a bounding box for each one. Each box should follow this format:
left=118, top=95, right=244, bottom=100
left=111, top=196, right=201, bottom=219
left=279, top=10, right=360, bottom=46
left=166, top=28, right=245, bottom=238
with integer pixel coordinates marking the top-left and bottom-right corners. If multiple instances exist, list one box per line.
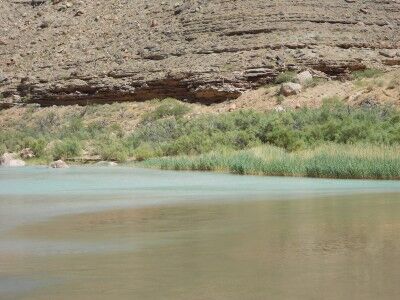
left=1, top=0, right=399, bottom=107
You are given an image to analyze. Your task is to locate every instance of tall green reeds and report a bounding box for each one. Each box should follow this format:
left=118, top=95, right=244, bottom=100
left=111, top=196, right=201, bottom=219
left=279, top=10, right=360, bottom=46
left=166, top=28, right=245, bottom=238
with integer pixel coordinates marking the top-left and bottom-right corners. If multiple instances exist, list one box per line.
left=141, top=144, right=400, bottom=180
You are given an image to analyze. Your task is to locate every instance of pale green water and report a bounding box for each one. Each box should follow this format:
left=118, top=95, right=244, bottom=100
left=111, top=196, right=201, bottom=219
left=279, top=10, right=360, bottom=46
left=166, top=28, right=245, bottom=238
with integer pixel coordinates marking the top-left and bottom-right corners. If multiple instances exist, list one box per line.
left=1, top=167, right=400, bottom=299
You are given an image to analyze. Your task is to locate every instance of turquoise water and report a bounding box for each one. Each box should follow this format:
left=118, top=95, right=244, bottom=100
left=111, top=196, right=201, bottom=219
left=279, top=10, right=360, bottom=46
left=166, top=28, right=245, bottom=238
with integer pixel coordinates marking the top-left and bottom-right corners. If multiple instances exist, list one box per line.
left=1, top=167, right=400, bottom=299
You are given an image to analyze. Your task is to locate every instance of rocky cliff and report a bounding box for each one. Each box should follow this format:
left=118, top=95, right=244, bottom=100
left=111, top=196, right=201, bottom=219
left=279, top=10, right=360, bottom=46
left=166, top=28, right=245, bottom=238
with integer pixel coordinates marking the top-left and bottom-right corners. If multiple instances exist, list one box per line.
left=1, top=0, right=399, bottom=107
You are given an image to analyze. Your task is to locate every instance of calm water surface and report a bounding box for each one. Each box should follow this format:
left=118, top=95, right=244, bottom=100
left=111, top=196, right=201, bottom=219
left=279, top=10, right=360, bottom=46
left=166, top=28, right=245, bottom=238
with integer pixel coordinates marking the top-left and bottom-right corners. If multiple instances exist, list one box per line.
left=1, top=167, right=400, bottom=300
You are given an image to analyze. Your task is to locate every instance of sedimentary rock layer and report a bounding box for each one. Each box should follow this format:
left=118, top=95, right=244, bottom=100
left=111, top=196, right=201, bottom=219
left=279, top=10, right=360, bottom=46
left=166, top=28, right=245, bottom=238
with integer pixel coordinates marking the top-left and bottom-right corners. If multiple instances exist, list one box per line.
left=1, top=0, right=399, bottom=106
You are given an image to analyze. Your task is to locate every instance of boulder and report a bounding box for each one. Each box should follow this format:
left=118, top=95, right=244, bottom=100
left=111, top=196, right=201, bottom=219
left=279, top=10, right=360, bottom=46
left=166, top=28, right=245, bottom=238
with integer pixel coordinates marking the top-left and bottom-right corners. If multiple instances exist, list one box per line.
left=0, top=153, right=26, bottom=167
left=50, top=160, right=69, bottom=169
left=20, top=148, right=35, bottom=159
left=280, top=82, right=302, bottom=96
left=228, top=103, right=237, bottom=112
left=296, top=71, right=313, bottom=85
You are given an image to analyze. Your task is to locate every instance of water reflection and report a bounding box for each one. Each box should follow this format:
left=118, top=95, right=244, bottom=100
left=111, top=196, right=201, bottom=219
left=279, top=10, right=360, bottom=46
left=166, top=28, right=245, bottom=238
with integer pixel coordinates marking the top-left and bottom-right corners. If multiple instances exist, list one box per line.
left=2, top=193, right=400, bottom=299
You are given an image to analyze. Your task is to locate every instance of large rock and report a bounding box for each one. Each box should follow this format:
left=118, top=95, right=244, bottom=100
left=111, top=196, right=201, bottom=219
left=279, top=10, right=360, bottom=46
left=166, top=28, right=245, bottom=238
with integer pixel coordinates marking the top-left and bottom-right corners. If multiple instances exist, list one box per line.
left=296, top=71, right=313, bottom=85
left=0, top=153, right=26, bottom=167
left=20, top=148, right=35, bottom=159
left=280, top=82, right=302, bottom=96
left=50, top=160, right=69, bottom=169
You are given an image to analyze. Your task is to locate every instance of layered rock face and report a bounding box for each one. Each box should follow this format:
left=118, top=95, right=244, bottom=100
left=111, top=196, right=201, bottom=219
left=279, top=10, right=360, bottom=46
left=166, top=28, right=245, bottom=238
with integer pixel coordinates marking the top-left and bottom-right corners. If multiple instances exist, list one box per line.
left=1, top=0, right=399, bottom=106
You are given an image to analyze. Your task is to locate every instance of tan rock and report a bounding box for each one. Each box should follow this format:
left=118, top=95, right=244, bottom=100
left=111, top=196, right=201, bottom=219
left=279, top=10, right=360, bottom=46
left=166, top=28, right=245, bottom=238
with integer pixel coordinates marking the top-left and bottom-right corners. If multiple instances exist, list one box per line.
left=20, top=148, right=35, bottom=159
left=296, top=71, right=313, bottom=85
left=280, top=82, right=302, bottom=97
left=50, top=160, right=69, bottom=169
left=0, top=153, right=26, bottom=167
left=228, top=103, right=237, bottom=112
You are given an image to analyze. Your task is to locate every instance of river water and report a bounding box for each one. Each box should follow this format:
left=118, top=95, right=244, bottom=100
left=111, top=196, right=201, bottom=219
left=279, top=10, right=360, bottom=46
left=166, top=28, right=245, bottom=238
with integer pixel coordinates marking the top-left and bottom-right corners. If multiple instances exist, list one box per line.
left=1, top=167, right=400, bottom=299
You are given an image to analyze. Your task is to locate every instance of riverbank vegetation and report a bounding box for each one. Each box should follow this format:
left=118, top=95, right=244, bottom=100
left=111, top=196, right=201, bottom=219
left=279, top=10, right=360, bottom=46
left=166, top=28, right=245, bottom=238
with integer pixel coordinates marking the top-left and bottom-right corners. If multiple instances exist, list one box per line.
left=1, top=97, right=400, bottom=179
left=141, top=144, right=400, bottom=180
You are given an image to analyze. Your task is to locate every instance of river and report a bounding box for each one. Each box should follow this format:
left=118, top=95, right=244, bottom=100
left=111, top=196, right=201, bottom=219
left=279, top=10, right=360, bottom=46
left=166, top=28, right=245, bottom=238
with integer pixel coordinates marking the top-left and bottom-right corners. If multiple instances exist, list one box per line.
left=1, top=167, right=400, bottom=299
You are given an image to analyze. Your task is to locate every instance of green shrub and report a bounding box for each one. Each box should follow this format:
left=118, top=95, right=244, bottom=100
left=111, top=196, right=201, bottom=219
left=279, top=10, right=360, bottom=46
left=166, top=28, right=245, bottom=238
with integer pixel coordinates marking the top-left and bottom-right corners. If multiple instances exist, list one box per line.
left=274, top=71, right=296, bottom=84
left=0, top=143, right=6, bottom=155
left=142, top=98, right=190, bottom=122
left=134, top=143, right=162, bottom=161
left=67, top=116, right=84, bottom=134
left=109, top=123, right=124, bottom=138
left=133, top=117, right=181, bottom=143
left=97, top=141, right=128, bottom=162
left=22, top=137, right=47, bottom=157
left=163, top=132, right=214, bottom=156
left=37, top=111, right=60, bottom=133
left=52, top=139, right=82, bottom=160
left=352, top=69, right=383, bottom=80
left=303, top=77, right=326, bottom=88
left=132, top=101, right=400, bottom=157
left=276, top=95, right=284, bottom=104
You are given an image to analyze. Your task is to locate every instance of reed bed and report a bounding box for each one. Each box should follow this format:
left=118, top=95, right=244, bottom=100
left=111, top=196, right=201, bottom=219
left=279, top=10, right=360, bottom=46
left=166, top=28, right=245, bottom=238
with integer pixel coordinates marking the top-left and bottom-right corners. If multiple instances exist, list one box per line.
left=141, top=144, right=400, bottom=180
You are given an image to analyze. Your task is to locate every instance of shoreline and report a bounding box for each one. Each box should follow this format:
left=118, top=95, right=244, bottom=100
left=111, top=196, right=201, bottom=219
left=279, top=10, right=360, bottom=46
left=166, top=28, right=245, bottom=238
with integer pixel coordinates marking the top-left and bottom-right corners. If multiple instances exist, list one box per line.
left=2, top=163, right=400, bottom=182
left=10, top=147, right=400, bottom=181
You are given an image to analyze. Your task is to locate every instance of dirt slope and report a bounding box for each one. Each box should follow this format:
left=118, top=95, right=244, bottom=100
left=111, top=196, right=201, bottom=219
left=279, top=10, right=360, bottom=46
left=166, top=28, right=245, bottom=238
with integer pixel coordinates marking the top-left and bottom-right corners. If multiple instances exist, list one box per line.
left=1, top=0, right=399, bottom=106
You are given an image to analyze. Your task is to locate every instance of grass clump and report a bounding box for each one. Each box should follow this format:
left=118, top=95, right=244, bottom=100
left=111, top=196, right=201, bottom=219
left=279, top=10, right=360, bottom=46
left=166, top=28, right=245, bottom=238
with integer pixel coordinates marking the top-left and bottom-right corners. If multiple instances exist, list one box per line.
left=22, top=137, right=47, bottom=157
left=142, top=98, right=190, bottom=122
left=303, top=77, right=326, bottom=88
left=274, top=71, right=297, bottom=84
left=95, top=139, right=129, bottom=162
left=276, top=95, right=284, bottom=104
left=51, top=139, right=82, bottom=160
left=352, top=69, right=383, bottom=80
left=134, top=143, right=162, bottom=161
left=0, top=143, right=6, bottom=155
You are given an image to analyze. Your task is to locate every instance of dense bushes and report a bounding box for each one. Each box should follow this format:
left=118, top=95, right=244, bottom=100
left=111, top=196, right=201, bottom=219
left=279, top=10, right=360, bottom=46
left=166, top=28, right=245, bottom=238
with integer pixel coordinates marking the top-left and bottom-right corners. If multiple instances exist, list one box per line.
left=129, top=100, right=400, bottom=157
left=96, top=140, right=128, bottom=162
left=1, top=99, right=399, bottom=166
left=52, top=139, right=82, bottom=160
